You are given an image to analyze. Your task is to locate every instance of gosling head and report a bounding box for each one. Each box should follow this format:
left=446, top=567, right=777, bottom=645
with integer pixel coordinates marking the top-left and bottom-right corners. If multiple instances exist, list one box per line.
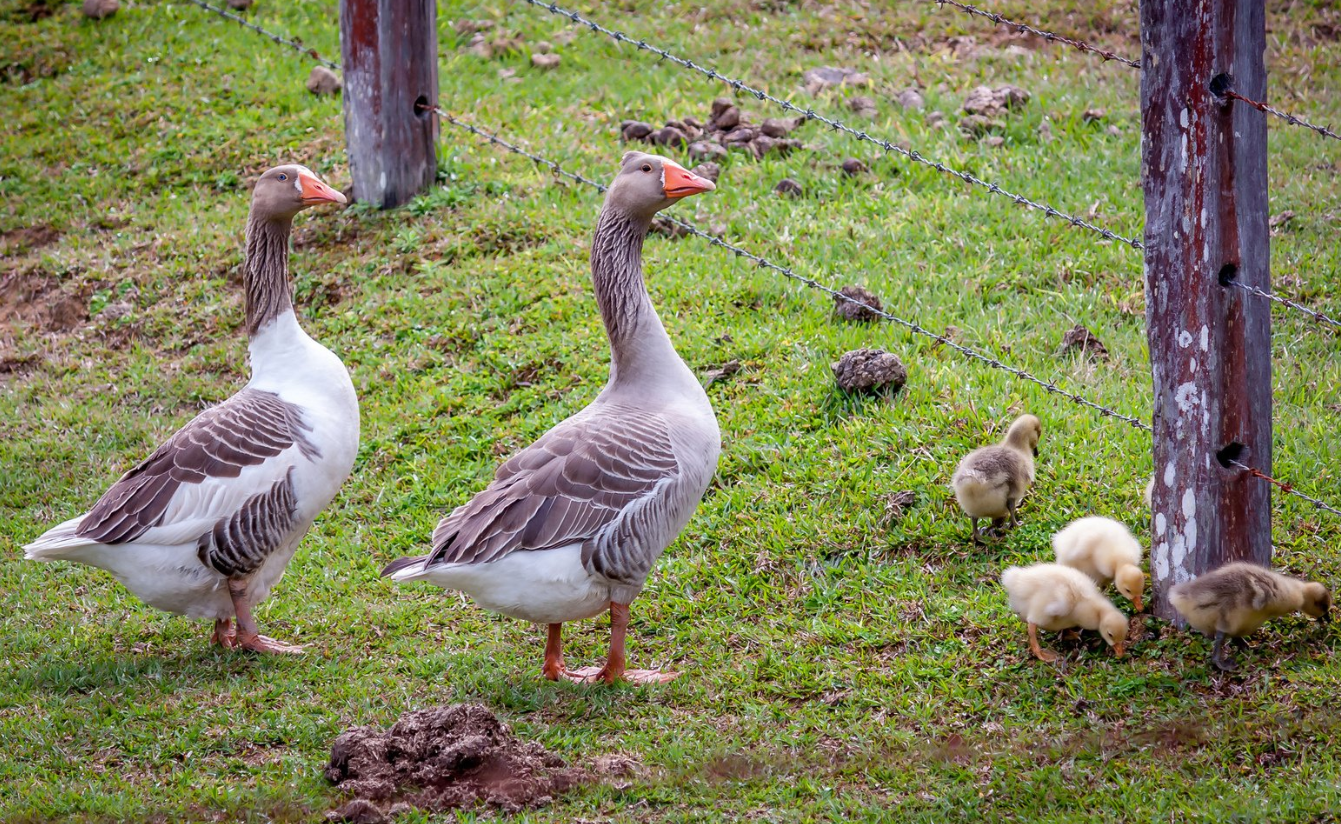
left=1004, top=414, right=1043, bottom=457
left=606, top=151, right=715, bottom=221
left=1099, top=612, right=1129, bottom=658
left=1115, top=565, right=1146, bottom=613
left=1302, top=583, right=1332, bottom=623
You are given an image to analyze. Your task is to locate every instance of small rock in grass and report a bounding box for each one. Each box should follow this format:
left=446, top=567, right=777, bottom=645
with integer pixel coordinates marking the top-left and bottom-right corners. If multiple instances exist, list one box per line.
left=848, top=95, right=878, bottom=118
left=692, top=161, right=721, bottom=183
left=833, top=284, right=882, bottom=321
left=832, top=348, right=907, bottom=395
left=621, top=120, right=654, bottom=142
left=531, top=53, right=561, bottom=70
left=532, top=40, right=553, bottom=54
left=896, top=88, right=925, bottom=110
left=306, top=66, right=342, bottom=96
left=1083, top=107, right=1106, bottom=122
left=1057, top=323, right=1109, bottom=361
left=840, top=158, right=868, bottom=177
left=882, top=490, right=917, bottom=525
left=688, top=141, right=728, bottom=162
left=774, top=178, right=803, bottom=198
left=82, top=0, right=118, bottom=18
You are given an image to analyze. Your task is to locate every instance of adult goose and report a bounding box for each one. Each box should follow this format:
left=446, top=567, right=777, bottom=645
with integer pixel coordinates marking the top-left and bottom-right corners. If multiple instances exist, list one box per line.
left=24, top=165, right=358, bottom=654
left=384, top=152, right=719, bottom=685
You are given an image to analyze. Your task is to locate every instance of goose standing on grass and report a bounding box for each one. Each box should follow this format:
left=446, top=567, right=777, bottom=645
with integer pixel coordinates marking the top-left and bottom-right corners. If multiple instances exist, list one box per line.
left=383, top=152, right=719, bottom=685
left=25, top=165, right=356, bottom=654
left=951, top=414, right=1041, bottom=545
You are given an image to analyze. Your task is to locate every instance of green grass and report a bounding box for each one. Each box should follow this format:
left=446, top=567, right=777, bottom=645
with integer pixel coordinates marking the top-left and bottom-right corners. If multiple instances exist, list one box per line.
left=4, top=0, right=1341, bottom=820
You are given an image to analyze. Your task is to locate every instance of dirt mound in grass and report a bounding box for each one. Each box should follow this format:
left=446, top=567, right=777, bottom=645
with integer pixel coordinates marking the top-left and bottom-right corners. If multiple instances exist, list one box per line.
left=325, top=704, right=586, bottom=821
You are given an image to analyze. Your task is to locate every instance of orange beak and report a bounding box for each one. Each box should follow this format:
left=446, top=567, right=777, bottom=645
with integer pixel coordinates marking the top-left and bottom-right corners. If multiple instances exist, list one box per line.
left=1113, top=643, right=1126, bottom=659
left=662, top=161, right=715, bottom=198
left=299, top=172, right=348, bottom=206
left=1132, top=594, right=1144, bottom=613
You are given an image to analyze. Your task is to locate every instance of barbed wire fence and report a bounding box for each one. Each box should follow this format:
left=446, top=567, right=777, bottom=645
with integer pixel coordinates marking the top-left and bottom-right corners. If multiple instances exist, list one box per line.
left=932, top=0, right=1141, bottom=68
left=182, top=1, right=1341, bottom=522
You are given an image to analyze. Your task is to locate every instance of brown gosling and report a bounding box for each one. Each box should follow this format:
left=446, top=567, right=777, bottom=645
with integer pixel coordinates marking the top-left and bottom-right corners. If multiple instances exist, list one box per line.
left=1001, top=562, right=1128, bottom=662
left=1052, top=516, right=1146, bottom=612
left=951, top=414, right=1041, bottom=545
left=1169, top=562, right=1331, bottom=671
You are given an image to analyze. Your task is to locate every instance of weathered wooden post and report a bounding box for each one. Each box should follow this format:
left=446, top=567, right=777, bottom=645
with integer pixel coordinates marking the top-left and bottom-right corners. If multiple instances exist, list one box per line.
left=1141, top=0, right=1272, bottom=618
left=339, top=0, right=438, bottom=208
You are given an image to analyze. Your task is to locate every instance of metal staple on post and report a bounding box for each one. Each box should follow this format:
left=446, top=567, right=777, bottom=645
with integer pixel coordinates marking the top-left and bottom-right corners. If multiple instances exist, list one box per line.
left=932, top=0, right=1141, bottom=68
left=418, top=103, right=1152, bottom=432
left=522, top=0, right=1146, bottom=251
left=184, top=0, right=339, bottom=69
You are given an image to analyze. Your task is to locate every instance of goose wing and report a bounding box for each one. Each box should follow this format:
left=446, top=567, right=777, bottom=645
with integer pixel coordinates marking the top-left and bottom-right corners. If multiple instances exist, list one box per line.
left=427, top=408, right=686, bottom=583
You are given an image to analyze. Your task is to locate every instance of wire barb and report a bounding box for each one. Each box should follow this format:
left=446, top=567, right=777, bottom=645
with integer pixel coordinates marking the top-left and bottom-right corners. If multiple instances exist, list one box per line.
left=1228, top=460, right=1341, bottom=519
left=520, top=0, right=1145, bottom=251
left=422, top=102, right=1151, bottom=432
left=1225, top=279, right=1341, bottom=331
left=1223, top=90, right=1341, bottom=143
left=932, top=0, right=1141, bottom=68
left=184, top=0, right=340, bottom=69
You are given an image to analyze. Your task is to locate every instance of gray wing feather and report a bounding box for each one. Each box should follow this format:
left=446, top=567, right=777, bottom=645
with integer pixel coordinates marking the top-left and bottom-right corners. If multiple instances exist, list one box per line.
left=427, top=412, right=681, bottom=583
left=196, top=467, right=299, bottom=577
left=76, top=388, right=319, bottom=545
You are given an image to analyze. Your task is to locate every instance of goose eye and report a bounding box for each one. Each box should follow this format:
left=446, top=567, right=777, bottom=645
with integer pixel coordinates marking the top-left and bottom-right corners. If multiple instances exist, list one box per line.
left=277, top=173, right=288, bottom=181
left=641, top=164, right=652, bottom=173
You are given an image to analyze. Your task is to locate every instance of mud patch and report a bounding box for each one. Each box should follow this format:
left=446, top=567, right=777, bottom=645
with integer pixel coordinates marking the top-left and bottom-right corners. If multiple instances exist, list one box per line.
left=325, top=704, right=586, bottom=820
left=0, top=270, right=89, bottom=335
left=0, top=225, right=60, bottom=255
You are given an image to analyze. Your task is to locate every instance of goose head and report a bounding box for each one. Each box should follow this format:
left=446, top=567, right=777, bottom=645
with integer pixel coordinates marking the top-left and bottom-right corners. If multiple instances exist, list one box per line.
left=607, top=151, right=715, bottom=221
left=252, top=165, right=347, bottom=220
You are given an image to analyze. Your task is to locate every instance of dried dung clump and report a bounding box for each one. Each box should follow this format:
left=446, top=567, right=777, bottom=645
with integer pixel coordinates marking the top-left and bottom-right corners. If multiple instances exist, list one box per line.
left=325, top=704, right=586, bottom=820
left=621, top=97, right=806, bottom=161
left=882, top=490, right=917, bottom=525
left=1057, top=323, right=1109, bottom=360
left=833, top=285, right=883, bottom=322
left=832, top=348, right=907, bottom=395
left=774, top=178, right=803, bottom=198
left=959, top=85, right=1030, bottom=138
left=803, top=66, right=870, bottom=94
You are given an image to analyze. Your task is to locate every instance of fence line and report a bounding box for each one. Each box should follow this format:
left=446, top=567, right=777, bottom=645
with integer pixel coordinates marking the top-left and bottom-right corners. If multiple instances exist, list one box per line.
left=932, top=0, right=1140, bottom=68
left=183, top=0, right=339, bottom=69
left=1226, top=279, right=1341, bottom=331
left=1224, top=90, right=1341, bottom=144
left=521, top=0, right=1146, bottom=251
left=1228, top=460, right=1341, bottom=520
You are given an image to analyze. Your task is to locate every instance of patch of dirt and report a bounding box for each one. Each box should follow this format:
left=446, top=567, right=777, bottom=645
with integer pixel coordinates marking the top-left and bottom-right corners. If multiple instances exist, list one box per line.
left=1056, top=323, right=1109, bottom=360
left=0, top=224, right=61, bottom=255
left=881, top=490, right=917, bottom=525
left=325, top=704, right=586, bottom=820
left=0, top=270, right=89, bottom=336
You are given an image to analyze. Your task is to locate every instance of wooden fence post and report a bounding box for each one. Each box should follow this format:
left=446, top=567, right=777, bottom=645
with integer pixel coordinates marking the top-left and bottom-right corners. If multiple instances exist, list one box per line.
left=339, top=0, right=438, bottom=208
left=1141, top=0, right=1272, bottom=619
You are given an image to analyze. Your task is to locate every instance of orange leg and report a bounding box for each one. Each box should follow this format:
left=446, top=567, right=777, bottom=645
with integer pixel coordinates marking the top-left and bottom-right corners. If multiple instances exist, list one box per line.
left=565, top=602, right=678, bottom=685
left=228, top=579, right=304, bottom=654
left=542, top=623, right=566, bottom=680
left=1028, top=623, right=1060, bottom=663
left=212, top=618, right=237, bottom=649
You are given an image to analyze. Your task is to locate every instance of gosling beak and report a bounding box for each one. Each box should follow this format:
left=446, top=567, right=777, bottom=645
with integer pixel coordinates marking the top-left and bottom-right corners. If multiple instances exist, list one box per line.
left=1132, top=594, right=1144, bottom=614
left=1033, top=447, right=1040, bottom=457
left=1113, top=642, right=1126, bottom=658
left=1321, top=609, right=1332, bottom=624
left=299, top=172, right=348, bottom=206
left=663, top=160, right=715, bottom=198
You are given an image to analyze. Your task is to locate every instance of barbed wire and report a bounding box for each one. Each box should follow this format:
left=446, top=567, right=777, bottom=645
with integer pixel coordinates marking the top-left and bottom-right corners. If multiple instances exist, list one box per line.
left=1225, top=279, right=1341, bottom=331
left=183, top=0, right=339, bottom=69
left=521, top=0, right=1145, bottom=251
left=1228, top=460, right=1341, bottom=519
left=419, top=103, right=1152, bottom=431
left=1224, top=90, right=1341, bottom=143
left=932, top=0, right=1140, bottom=69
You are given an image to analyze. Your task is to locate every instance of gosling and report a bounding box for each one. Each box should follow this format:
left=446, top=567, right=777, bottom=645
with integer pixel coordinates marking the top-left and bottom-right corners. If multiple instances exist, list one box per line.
left=952, top=414, right=1041, bottom=545
left=1169, top=562, right=1331, bottom=671
left=1143, top=476, right=1154, bottom=508
left=1052, top=516, right=1146, bottom=612
left=1001, top=562, right=1128, bottom=662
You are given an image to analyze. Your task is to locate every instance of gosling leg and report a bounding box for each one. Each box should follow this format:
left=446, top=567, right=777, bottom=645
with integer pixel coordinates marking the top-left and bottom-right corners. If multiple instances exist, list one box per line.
left=1211, top=630, right=1238, bottom=671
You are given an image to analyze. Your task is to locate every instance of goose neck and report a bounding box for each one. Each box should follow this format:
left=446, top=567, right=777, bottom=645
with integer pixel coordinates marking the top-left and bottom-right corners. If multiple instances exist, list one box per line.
left=590, top=207, right=679, bottom=384
left=243, top=213, right=296, bottom=338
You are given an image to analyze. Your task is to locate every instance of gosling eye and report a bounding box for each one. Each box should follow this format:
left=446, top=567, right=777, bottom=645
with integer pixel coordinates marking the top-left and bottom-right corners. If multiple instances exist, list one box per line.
left=640, top=164, right=652, bottom=173
left=277, top=173, right=288, bottom=181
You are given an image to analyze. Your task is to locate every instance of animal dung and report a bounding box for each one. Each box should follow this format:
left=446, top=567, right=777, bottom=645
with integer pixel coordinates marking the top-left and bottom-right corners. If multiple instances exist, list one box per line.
left=774, top=178, right=803, bottom=198
left=831, top=348, right=907, bottom=395
left=847, top=95, right=878, bottom=119
left=226, top=0, right=253, bottom=8
left=895, top=88, right=925, bottom=111
left=306, top=66, right=342, bottom=96
left=692, top=161, right=722, bottom=183
left=531, top=53, right=561, bottom=70
left=962, top=85, right=1031, bottom=117
left=81, top=0, right=118, bottom=19
left=1056, top=323, right=1109, bottom=361
left=840, top=158, right=869, bottom=177
left=832, top=284, right=883, bottom=321
left=621, top=98, right=805, bottom=161
left=802, top=66, right=871, bottom=95
left=326, top=704, right=586, bottom=818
